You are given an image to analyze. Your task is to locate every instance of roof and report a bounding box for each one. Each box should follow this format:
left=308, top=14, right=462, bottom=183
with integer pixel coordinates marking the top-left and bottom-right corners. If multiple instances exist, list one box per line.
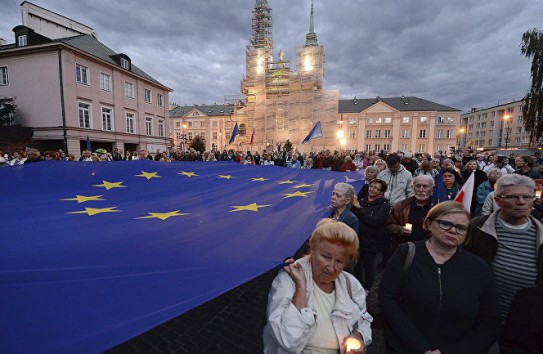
left=57, top=34, right=166, bottom=88
left=339, top=96, right=461, bottom=113
left=170, top=104, right=235, bottom=118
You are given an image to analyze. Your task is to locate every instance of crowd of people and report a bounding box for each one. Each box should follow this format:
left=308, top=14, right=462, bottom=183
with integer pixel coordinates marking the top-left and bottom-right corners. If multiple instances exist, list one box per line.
left=2, top=144, right=542, bottom=352
left=262, top=150, right=543, bottom=354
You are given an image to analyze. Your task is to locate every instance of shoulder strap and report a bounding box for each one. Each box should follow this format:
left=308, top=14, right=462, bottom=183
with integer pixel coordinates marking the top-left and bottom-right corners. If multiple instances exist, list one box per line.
left=404, top=241, right=416, bottom=273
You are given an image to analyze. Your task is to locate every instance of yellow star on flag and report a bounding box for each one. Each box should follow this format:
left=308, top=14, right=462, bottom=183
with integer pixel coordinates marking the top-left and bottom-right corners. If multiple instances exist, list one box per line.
left=61, top=195, right=105, bottom=203
left=93, top=180, right=126, bottom=190
left=218, top=175, right=235, bottom=180
left=136, top=171, right=161, bottom=180
left=67, top=206, right=122, bottom=216
left=229, top=202, right=271, bottom=212
left=178, top=171, right=199, bottom=177
left=135, top=210, right=190, bottom=220
left=278, top=180, right=296, bottom=184
left=293, top=183, right=313, bottom=189
left=251, top=177, right=269, bottom=182
left=283, top=191, right=313, bottom=198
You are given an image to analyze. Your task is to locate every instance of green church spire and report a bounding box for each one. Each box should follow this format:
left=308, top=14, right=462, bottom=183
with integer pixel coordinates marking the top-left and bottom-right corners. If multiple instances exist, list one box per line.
left=305, top=0, right=318, bottom=46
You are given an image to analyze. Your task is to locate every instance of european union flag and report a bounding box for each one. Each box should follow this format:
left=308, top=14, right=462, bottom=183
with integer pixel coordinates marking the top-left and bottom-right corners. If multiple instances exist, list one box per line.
left=302, top=121, right=323, bottom=144
left=228, top=122, right=239, bottom=144
left=0, top=161, right=360, bottom=353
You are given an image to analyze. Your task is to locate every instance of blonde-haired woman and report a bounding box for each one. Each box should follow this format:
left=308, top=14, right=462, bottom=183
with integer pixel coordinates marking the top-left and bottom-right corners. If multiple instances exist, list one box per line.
left=379, top=201, right=501, bottom=354
left=264, top=219, right=372, bottom=354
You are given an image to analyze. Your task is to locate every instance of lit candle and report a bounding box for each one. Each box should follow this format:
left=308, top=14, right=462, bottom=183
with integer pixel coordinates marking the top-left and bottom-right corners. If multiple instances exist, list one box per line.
left=345, top=337, right=361, bottom=352
left=536, top=190, right=542, bottom=199
left=405, top=223, right=412, bottom=232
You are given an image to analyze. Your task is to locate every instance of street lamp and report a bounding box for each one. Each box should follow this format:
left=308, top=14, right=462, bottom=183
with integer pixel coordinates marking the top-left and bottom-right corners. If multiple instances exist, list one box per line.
left=336, top=130, right=344, bottom=151
left=503, top=114, right=511, bottom=150
left=457, top=127, right=465, bottom=149
left=182, top=122, right=188, bottom=150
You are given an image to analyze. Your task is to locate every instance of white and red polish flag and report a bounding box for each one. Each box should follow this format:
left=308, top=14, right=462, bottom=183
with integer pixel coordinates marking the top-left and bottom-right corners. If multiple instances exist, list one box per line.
left=454, top=171, right=475, bottom=212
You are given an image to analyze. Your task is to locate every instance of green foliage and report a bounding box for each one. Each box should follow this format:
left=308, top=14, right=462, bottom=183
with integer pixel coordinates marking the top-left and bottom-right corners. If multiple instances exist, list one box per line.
left=0, top=98, right=17, bottom=126
left=190, top=134, right=206, bottom=153
left=284, top=139, right=293, bottom=152
left=521, top=28, right=543, bottom=145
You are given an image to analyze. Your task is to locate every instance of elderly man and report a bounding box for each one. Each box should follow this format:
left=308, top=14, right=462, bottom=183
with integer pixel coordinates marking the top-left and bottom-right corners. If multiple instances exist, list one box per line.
left=467, top=174, right=543, bottom=322
left=385, top=175, right=435, bottom=247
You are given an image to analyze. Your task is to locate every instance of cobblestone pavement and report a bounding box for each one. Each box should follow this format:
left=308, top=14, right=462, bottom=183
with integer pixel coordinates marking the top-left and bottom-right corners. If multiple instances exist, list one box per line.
left=108, top=263, right=387, bottom=354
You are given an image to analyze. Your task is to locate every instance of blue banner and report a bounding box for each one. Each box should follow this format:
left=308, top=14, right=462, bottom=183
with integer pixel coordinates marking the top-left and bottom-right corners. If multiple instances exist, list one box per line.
left=0, top=161, right=362, bottom=353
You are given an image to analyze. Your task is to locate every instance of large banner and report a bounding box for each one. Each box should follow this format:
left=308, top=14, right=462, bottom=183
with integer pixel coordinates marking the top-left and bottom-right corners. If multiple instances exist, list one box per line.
left=0, top=161, right=362, bottom=353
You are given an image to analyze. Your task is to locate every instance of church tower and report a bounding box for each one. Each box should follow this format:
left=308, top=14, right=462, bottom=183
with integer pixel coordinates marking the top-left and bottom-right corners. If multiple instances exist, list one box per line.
left=295, top=0, right=324, bottom=91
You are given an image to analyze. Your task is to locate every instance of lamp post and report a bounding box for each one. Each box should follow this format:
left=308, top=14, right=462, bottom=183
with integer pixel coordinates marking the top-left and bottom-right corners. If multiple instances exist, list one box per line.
left=182, top=122, right=188, bottom=150
left=336, top=130, right=345, bottom=152
left=503, top=114, right=511, bottom=151
left=457, top=127, right=465, bottom=150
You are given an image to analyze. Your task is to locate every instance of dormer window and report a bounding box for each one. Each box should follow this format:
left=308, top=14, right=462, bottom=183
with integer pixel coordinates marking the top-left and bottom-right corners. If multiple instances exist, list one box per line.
left=120, top=57, right=130, bottom=70
left=18, top=35, right=27, bottom=47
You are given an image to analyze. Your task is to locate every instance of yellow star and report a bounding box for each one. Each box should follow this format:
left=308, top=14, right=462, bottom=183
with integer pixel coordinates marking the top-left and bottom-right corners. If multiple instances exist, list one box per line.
left=136, top=171, right=161, bottom=180
left=135, top=210, right=190, bottom=220
left=61, top=195, right=105, bottom=203
left=278, top=180, right=296, bottom=184
left=93, top=180, right=126, bottom=190
left=67, top=206, right=122, bottom=216
left=178, top=171, right=199, bottom=177
left=229, top=202, right=272, bottom=212
left=218, top=175, right=235, bottom=179
left=251, top=177, right=269, bottom=182
left=283, top=191, right=313, bottom=198
left=293, top=183, right=313, bottom=189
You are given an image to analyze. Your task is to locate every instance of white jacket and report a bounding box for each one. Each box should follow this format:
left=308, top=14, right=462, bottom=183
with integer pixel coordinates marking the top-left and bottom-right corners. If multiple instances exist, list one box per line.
left=263, top=256, right=373, bottom=354
left=377, top=165, right=414, bottom=207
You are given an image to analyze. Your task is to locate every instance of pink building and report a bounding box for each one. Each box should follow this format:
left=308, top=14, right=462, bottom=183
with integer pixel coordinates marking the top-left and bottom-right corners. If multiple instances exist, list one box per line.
left=0, top=2, right=172, bottom=157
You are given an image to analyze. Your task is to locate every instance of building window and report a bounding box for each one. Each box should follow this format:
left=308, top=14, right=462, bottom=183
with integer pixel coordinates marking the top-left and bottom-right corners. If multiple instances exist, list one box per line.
left=188, top=122, right=193, bottom=127
left=144, top=88, right=152, bottom=103
left=200, top=132, right=205, bottom=139
left=76, top=64, right=89, bottom=85
left=18, top=35, right=27, bottom=46
left=175, top=122, right=181, bottom=128
left=126, top=112, right=135, bottom=134
left=375, top=117, right=382, bottom=124
left=419, top=129, right=426, bottom=138
left=365, top=144, right=371, bottom=151
left=120, top=57, right=130, bottom=70
left=367, top=118, right=373, bottom=124
left=188, top=132, right=193, bottom=140
left=448, top=117, right=455, bottom=124
left=418, top=144, right=425, bottom=152
left=383, top=144, right=390, bottom=151
left=401, top=129, right=409, bottom=139
left=157, top=93, right=164, bottom=107
left=420, top=116, right=428, bottom=123
left=374, top=144, right=381, bottom=151
left=200, top=122, right=205, bottom=128
left=437, top=129, right=443, bottom=139
left=518, top=116, right=523, bottom=123
left=375, top=130, right=381, bottom=138
left=402, top=117, right=410, bottom=124
left=145, top=117, right=153, bottom=136
left=100, top=73, right=111, bottom=91
left=401, top=144, right=408, bottom=151
left=176, top=132, right=181, bottom=140
left=101, top=107, right=113, bottom=131
left=349, top=130, right=356, bottom=139
left=158, top=119, right=165, bottom=137
left=78, top=103, right=91, bottom=128
left=384, top=129, right=391, bottom=138
left=213, top=132, right=218, bottom=139
left=488, top=139, right=492, bottom=145
left=366, top=130, right=372, bottom=138
left=384, top=117, right=392, bottom=124
left=447, top=130, right=453, bottom=138
left=0, top=66, right=8, bottom=86
left=437, top=116, right=444, bottom=124
left=212, top=121, right=218, bottom=128
left=125, top=82, right=134, bottom=98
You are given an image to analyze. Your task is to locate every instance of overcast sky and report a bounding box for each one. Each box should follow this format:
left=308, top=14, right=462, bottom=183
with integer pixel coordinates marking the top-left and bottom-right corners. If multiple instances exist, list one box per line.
left=1, top=0, right=542, bottom=112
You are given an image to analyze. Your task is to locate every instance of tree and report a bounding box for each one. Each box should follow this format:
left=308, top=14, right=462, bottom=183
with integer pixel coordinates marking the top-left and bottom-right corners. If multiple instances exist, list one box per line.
left=190, top=135, right=206, bottom=153
left=0, top=98, right=17, bottom=127
left=521, top=28, right=543, bottom=145
left=283, top=139, right=293, bottom=152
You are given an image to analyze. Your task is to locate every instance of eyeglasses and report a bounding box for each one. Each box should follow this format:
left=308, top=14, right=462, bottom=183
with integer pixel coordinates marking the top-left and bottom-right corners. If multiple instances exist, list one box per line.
left=497, top=195, right=535, bottom=202
left=433, top=219, right=468, bottom=235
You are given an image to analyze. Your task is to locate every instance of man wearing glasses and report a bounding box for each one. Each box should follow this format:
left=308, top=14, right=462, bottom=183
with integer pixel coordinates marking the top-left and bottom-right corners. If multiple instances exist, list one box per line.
left=467, top=174, right=543, bottom=323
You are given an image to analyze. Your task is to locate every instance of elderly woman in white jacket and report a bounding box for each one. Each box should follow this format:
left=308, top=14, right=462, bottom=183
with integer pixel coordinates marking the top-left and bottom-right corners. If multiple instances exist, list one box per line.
left=263, top=219, right=372, bottom=354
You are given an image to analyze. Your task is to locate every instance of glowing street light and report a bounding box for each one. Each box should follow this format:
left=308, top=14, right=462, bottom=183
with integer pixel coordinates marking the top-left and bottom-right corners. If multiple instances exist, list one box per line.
left=503, top=114, right=511, bottom=150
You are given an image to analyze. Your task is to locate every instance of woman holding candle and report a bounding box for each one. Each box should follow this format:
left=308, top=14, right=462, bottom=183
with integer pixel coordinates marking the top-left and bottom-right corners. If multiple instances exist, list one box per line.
left=263, top=219, right=372, bottom=354
left=379, top=201, right=501, bottom=354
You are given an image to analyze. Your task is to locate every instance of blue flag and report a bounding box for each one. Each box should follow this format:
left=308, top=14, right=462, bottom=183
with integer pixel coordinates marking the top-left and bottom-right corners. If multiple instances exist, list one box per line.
left=432, top=169, right=449, bottom=205
left=86, top=135, right=92, bottom=151
left=0, top=161, right=362, bottom=353
left=228, top=122, right=239, bottom=144
left=302, top=121, right=323, bottom=144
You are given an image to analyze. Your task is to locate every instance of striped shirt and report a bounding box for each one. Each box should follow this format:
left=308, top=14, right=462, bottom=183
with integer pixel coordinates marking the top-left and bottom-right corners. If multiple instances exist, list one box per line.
left=492, top=217, right=538, bottom=322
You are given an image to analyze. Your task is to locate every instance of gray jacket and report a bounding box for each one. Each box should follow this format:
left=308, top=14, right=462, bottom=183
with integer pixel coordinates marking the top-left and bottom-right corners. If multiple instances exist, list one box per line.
left=377, top=165, right=414, bottom=207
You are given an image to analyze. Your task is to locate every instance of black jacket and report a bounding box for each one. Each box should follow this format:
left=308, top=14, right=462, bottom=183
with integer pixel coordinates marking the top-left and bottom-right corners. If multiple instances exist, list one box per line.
left=354, top=196, right=390, bottom=253
left=379, top=240, right=501, bottom=354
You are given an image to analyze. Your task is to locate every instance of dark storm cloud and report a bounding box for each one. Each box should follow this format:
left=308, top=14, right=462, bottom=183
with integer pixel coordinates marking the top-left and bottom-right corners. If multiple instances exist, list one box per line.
left=1, top=0, right=542, bottom=111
